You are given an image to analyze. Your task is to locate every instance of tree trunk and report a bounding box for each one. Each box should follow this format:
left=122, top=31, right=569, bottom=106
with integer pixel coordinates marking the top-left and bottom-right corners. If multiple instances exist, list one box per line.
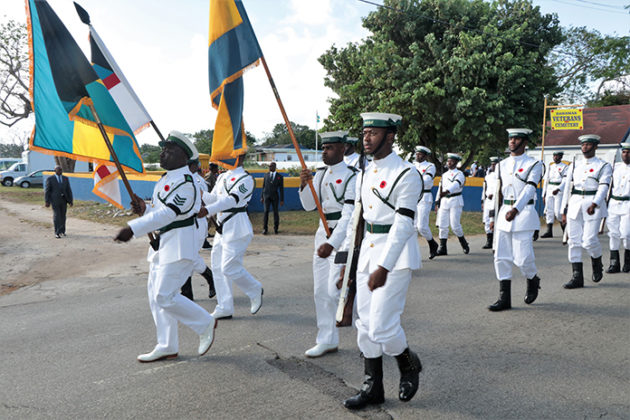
left=54, top=156, right=76, bottom=173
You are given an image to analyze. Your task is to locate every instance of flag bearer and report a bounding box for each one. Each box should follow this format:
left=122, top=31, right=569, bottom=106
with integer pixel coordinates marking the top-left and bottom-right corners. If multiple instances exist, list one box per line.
left=481, top=157, right=500, bottom=249
left=561, top=134, right=613, bottom=289
left=488, top=129, right=543, bottom=311
left=299, top=131, right=356, bottom=358
left=198, top=153, right=263, bottom=319
left=414, top=145, right=439, bottom=258
left=342, top=112, right=423, bottom=410
left=435, top=153, right=469, bottom=255
left=540, top=151, right=569, bottom=238
left=605, top=142, right=630, bottom=273
left=115, top=131, right=216, bottom=362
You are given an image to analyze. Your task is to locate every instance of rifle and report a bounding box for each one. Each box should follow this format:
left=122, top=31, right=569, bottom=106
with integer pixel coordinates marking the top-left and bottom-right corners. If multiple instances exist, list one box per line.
left=335, top=148, right=366, bottom=325
left=491, top=159, right=503, bottom=251
left=599, top=158, right=616, bottom=234
left=435, top=174, right=443, bottom=212
left=562, top=155, right=576, bottom=245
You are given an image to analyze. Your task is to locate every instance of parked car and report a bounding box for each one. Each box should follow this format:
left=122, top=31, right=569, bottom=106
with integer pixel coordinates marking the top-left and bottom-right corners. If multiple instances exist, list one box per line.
left=14, top=169, right=51, bottom=188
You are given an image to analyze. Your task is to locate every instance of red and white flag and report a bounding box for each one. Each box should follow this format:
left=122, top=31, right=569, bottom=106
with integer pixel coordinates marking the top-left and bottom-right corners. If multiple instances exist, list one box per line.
left=93, top=163, right=122, bottom=209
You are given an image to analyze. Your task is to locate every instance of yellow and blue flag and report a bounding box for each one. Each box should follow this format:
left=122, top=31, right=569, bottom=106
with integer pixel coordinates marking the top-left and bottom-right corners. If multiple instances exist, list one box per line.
left=26, top=0, right=144, bottom=173
left=209, top=0, right=262, bottom=169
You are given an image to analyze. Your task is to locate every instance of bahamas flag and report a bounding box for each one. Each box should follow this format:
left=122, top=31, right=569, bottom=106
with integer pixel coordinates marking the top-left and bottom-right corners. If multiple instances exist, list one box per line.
left=208, top=0, right=262, bottom=168
left=26, top=0, right=144, bottom=174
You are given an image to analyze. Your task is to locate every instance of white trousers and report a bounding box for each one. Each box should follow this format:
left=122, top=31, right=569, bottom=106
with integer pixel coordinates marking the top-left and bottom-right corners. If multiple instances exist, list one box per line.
left=416, top=201, right=433, bottom=240
left=567, top=212, right=603, bottom=262
left=482, top=200, right=493, bottom=234
left=607, top=213, right=630, bottom=251
left=192, top=254, right=207, bottom=274
left=192, top=218, right=209, bottom=274
left=355, top=269, right=411, bottom=358
left=493, top=230, right=537, bottom=280
left=211, top=233, right=262, bottom=314
left=312, top=252, right=342, bottom=346
left=544, top=192, right=563, bottom=224
left=147, top=259, right=214, bottom=353
left=437, top=205, right=463, bottom=238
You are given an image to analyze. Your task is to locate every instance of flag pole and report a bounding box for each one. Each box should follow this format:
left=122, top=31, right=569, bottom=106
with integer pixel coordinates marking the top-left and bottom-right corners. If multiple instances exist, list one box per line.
left=87, top=102, right=157, bottom=245
left=259, top=55, right=331, bottom=237
left=540, top=96, right=548, bottom=162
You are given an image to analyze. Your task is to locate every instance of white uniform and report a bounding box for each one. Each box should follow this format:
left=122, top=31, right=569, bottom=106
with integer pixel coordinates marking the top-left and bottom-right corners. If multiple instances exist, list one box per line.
left=482, top=169, right=498, bottom=234
left=543, top=161, right=569, bottom=223
left=128, top=166, right=214, bottom=354
left=299, top=161, right=356, bottom=347
left=414, top=160, right=436, bottom=239
left=204, top=166, right=262, bottom=315
left=346, top=152, right=422, bottom=358
left=606, top=162, right=630, bottom=251
left=561, top=156, right=613, bottom=262
left=436, top=168, right=465, bottom=238
left=192, top=173, right=209, bottom=274
left=491, top=155, right=542, bottom=280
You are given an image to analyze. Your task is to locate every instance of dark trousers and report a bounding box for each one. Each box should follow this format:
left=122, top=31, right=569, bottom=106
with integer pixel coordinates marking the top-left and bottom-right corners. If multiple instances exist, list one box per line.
left=263, top=198, right=279, bottom=232
left=52, top=202, right=67, bottom=235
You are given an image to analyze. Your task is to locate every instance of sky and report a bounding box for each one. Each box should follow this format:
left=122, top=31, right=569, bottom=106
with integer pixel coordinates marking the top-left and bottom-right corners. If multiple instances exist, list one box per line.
left=1, top=0, right=628, bottom=147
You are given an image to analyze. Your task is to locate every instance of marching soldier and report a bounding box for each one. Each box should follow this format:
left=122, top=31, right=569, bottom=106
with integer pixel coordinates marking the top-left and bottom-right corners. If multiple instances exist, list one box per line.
left=435, top=153, right=470, bottom=255
left=180, top=150, right=216, bottom=301
left=299, top=131, right=356, bottom=358
left=481, top=157, right=499, bottom=249
left=198, top=153, right=264, bottom=319
left=561, top=134, right=613, bottom=289
left=414, top=145, right=439, bottom=258
left=541, top=151, right=569, bottom=238
left=114, top=131, right=216, bottom=362
left=342, top=112, right=423, bottom=410
left=605, top=142, right=630, bottom=273
left=488, top=129, right=543, bottom=311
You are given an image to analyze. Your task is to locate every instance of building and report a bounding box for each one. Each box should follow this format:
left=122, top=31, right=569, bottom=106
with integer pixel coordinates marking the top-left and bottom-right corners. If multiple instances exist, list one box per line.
left=528, top=104, right=630, bottom=165
left=252, top=144, right=321, bottom=169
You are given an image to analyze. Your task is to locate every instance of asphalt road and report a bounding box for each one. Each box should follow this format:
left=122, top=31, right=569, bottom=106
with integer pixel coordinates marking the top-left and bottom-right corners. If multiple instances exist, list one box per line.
left=1, top=205, right=629, bottom=419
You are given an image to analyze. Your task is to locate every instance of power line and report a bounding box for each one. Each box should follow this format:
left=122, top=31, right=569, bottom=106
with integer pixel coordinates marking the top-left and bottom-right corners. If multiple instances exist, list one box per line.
left=554, top=0, right=630, bottom=15
left=573, top=0, right=629, bottom=12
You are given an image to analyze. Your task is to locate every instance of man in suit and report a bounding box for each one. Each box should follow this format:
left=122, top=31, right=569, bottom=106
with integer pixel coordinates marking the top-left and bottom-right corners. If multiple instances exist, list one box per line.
left=45, top=166, right=73, bottom=238
left=261, top=161, right=284, bottom=234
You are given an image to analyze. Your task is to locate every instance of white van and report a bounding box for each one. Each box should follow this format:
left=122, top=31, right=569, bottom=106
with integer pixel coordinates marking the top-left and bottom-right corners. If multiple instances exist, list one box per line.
left=0, top=158, right=20, bottom=171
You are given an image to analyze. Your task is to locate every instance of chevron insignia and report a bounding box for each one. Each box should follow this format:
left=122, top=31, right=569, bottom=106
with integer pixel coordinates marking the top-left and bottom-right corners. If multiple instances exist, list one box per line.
left=238, top=184, right=248, bottom=194
left=173, top=194, right=186, bottom=206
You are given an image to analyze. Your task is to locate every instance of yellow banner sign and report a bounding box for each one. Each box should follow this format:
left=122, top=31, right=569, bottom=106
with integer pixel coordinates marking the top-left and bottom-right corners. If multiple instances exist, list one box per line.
left=550, top=108, right=583, bottom=130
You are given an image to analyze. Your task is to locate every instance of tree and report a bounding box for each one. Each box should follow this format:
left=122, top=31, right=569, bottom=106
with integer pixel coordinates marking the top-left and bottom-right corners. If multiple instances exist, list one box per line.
left=140, top=144, right=161, bottom=163
left=260, top=121, right=316, bottom=149
left=187, top=129, right=257, bottom=156
left=551, top=27, right=630, bottom=103
left=318, top=0, right=563, bottom=169
left=0, top=20, right=31, bottom=127
left=0, top=142, right=23, bottom=158
left=586, top=89, right=630, bottom=108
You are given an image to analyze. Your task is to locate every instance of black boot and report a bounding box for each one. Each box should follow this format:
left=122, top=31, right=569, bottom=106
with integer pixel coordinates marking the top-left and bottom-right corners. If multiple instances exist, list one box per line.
left=606, top=250, right=620, bottom=274
left=201, top=267, right=216, bottom=298
left=180, top=277, right=194, bottom=300
left=436, top=238, right=447, bottom=256
left=343, top=357, right=385, bottom=410
left=488, top=280, right=511, bottom=311
left=591, top=256, right=603, bottom=283
left=540, top=223, right=553, bottom=238
left=458, top=236, right=470, bottom=254
left=563, top=263, right=584, bottom=289
left=560, top=222, right=566, bottom=233
left=524, top=275, right=541, bottom=304
left=623, top=250, right=630, bottom=273
left=427, top=238, right=439, bottom=260
left=533, top=230, right=539, bottom=241
left=395, top=348, right=422, bottom=402
left=482, top=233, right=493, bottom=249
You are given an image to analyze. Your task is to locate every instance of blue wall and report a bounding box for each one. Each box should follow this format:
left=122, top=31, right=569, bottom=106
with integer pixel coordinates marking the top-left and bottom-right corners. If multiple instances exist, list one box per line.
left=60, top=174, right=544, bottom=215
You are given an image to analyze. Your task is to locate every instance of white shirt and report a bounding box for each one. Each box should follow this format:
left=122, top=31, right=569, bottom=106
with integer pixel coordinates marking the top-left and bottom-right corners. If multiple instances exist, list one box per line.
left=561, top=156, right=612, bottom=220
left=607, top=162, right=629, bottom=216
left=543, top=161, right=568, bottom=196
left=414, top=160, right=436, bottom=203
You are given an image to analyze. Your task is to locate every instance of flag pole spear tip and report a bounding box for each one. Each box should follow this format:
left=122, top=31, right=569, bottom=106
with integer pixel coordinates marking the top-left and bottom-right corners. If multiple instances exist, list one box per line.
left=73, top=2, right=91, bottom=25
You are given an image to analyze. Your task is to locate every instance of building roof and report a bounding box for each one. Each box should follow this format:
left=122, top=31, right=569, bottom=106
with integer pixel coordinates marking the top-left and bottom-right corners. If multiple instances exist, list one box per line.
left=543, top=104, right=630, bottom=146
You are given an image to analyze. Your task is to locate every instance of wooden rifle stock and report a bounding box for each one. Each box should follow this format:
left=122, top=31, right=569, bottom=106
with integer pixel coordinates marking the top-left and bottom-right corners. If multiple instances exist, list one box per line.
left=492, top=161, right=502, bottom=251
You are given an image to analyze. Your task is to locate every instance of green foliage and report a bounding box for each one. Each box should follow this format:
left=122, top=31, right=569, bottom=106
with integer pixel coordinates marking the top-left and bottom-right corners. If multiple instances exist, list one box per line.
left=586, top=90, right=630, bottom=108
left=551, top=27, right=630, bottom=103
left=318, top=0, right=563, bottom=168
left=139, top=144, right=161, bottom=163
left=260, top=121, right=317, bottom=149
left=0, top=142, right=24, bottom=157
left=189, top=129, right=214, bottom=155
